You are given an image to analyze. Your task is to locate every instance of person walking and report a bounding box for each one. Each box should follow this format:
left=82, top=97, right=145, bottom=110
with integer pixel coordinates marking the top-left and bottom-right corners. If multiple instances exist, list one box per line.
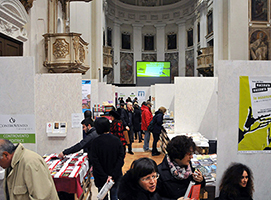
left=141, top=101, right=153, bottom=152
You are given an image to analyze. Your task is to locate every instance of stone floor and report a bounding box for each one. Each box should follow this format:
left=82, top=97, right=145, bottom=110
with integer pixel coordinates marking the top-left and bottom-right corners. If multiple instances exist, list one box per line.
left=0, top=135, right=164, bottom=199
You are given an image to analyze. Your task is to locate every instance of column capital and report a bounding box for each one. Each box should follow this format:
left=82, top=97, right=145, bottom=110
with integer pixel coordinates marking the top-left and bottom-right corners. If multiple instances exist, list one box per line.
left=154, top=23, right=166, bottom=28
left=113, top=20, right=123, bottom=26
left=132, top=23, right=144, bottom=28
left=176, top=20, right=186, bottom=26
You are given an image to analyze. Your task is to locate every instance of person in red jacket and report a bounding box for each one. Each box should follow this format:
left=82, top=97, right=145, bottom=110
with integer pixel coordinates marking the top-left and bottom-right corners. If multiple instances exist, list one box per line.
left=141, top=101, right=153, bottom=151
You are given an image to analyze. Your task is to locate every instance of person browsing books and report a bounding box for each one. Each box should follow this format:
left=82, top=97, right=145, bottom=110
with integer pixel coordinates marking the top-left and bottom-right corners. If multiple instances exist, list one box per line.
left=118, top=157, right=162, bottom=200
left=156, top=135, right=205, bottom=200
left=218, top=163, right=254, bottom=200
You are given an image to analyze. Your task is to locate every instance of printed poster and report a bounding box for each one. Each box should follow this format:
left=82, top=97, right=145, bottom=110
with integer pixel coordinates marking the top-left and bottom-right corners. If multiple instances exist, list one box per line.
left=239, top=76, right=271, bottom=152
left=82, top=80, right=91, bottom=113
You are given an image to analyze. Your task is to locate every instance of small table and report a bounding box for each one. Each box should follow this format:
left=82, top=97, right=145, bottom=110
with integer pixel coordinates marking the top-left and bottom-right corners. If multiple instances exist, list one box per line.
left=43, top=153, right=91, bottom=200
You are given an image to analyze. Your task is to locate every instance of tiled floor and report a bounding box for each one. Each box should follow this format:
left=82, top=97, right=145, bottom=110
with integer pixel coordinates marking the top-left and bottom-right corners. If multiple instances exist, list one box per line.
left=0, top=135, right=164, bottom=199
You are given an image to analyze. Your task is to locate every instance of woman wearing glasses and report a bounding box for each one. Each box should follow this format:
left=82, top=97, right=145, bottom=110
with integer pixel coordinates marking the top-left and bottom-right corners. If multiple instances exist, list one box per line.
left=118, top=157, right=162, bottom=200
left=156, top=135, right=205, bottom=200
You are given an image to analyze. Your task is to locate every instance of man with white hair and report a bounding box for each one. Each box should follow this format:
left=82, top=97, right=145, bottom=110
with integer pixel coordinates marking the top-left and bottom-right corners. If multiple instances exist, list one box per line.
left=0, top=139, right=59, bottom=200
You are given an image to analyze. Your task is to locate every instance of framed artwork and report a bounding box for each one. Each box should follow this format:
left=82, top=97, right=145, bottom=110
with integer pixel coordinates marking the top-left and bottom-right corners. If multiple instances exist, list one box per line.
left=249, top=29, right=268, bottom=60
left=187, top=29, right=193, bottom=47
left=122, top=33, right=131, bottom=50
left=144, top=35, right=154, bottom=51
left=167, top=34, right=177, bottom=50
left=207, top=11, right=213, bottom=35
left=251, top=0, right=268, bottom=21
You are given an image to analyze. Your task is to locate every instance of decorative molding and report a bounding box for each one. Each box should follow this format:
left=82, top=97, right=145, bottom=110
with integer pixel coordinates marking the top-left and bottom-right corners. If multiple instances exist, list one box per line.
left=53, top=39, right=69, bottom=58
left=43, top=33, right=89, bottom=74
left=0, top=0, right=28, bottom=42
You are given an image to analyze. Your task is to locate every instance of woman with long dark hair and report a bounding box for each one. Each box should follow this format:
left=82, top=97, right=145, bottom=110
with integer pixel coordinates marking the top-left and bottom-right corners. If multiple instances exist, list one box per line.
left=218, top=163, right=254, bottom=200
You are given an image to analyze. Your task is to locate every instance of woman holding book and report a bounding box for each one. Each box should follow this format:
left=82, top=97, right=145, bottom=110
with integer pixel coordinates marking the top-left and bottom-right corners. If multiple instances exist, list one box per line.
left=156, top=135, right=205, bottom=200
left=118, top=157, right=162, bottom=200
left=218, top=163, right=254, bottom=200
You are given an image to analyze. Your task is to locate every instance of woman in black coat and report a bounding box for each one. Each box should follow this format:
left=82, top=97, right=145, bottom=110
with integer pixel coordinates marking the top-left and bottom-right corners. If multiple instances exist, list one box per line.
left=118, top=158, right=162, bottom=200
left=157, top=136, right=205, bottom=200
left=152, top=106, right=166, bottom=156
left=218, top=163, right=254, bottom=200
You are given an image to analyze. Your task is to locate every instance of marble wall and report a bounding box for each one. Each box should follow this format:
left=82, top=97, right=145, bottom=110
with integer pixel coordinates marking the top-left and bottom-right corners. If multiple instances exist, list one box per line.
left=216, top=60, right=271, bottom=199
left=174, top=77, right=218, bottom=140
left=0, top=57, right=36, bottom=151
left=35, top=74, right=82, bottom=156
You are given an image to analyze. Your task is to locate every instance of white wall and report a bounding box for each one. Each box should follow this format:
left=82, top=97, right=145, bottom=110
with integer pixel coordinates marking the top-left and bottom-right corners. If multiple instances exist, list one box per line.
left=98, top=82, right=115, bottom=106
left=35, top=74, right=82, bottom=156
left=174, top=77, right=218, bottom=140
left=154, top=84, right=174, bottom=114
left=216, top=60, right=271, bottom=199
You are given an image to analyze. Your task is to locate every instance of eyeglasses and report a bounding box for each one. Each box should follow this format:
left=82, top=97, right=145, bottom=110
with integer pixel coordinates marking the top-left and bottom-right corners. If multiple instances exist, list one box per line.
left=141, top=173, right=160, bottom=182
left=186, top=151, right=194, bottom=156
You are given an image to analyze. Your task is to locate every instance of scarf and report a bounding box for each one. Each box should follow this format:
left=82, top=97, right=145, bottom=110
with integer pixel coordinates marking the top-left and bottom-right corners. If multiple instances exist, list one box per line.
left=166, top=154, right=192, bottom=180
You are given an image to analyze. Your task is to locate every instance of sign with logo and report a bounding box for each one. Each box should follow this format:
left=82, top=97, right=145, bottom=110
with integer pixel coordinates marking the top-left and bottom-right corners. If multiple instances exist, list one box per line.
left=0, top=115, right=35, bottom=143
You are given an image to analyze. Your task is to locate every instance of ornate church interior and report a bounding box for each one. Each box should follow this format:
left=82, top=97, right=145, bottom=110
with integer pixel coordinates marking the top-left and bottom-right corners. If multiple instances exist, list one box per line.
left=1, top=0, right=271, bottom=199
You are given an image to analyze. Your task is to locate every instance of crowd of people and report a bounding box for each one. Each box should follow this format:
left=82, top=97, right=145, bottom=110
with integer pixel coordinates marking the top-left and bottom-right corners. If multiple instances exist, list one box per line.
left=0, top=96, right=255, bottom=200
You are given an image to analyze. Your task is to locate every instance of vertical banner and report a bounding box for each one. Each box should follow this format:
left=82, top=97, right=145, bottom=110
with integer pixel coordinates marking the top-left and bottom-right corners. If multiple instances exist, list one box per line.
left=82, top=80, right=91, bottom=113
left=239, top=76, right=271, bottom=152
left=137, top=90, right=146, bottom=101
left=0, top=115, right=35, bottom=143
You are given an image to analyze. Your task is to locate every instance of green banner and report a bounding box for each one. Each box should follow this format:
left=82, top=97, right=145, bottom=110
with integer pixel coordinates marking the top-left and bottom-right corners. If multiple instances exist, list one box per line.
left=0, top=134, right=35, bottom=143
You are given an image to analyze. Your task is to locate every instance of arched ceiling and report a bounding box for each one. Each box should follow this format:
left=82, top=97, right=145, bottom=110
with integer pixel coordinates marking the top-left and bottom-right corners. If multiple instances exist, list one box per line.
left=106, top=0, right=196, bottom=25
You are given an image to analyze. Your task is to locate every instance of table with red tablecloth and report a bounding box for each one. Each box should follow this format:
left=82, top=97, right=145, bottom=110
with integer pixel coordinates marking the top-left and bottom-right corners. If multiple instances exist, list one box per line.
left=43, top=153, right=90, bottom=199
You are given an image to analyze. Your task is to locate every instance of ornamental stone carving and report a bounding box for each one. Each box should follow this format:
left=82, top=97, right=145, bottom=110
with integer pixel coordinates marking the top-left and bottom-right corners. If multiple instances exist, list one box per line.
left=0, top=0, right=28, bottom=42
left=53, top=39, right=69, bottom=59
left=43, top=33, right=89, bottom=74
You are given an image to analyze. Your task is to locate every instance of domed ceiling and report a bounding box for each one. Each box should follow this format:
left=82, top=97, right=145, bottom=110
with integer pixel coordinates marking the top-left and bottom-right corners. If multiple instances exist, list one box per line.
left=119, top=0, right=183, bottom=7
left=106, top=0, right=195, bottom=24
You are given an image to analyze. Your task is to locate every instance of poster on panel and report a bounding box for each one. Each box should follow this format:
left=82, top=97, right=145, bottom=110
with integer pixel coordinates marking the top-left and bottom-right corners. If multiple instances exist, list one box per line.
left=82, top=80, right=91, bottom=113
left=239, top=76, right=271, bottom=152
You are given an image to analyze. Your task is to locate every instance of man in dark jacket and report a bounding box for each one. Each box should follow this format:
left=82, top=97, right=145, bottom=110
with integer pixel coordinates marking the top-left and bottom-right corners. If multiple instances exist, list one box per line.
left=58, top=118, right=99, bottom=166
left=118, top=102, right=134, bottom=154
left=91, top=117, right=124, bottom=200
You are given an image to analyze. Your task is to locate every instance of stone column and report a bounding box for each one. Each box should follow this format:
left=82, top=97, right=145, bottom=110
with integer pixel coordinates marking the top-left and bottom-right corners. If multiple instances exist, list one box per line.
left=48, top=0, right=58, bottom=33
left=113, top=21, right=121, bottom=84
left=91, top=0, right=103, bottom=80
left=177, top=20, right=186, bottom=76
left=155, top=24, right=166, bottom=61
left=133, top=24, right=143, bottom=84
left=213, top=0, right=228, bottom=76
left=228, top=0, right=248, bottom=60
left=194, top=18, right=198, bottom=76
left=199, top=3, right=207, bottom=48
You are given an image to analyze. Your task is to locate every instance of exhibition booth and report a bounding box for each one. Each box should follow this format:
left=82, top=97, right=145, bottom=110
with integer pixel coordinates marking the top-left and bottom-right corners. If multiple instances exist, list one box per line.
left=1, top=57, right=271, bottom=199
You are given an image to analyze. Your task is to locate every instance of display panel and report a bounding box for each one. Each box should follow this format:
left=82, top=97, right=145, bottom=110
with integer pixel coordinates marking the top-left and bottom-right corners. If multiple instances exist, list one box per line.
left=136, top=61, right=171, bottom=86
left=137, top=62, right=170, bottom=77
